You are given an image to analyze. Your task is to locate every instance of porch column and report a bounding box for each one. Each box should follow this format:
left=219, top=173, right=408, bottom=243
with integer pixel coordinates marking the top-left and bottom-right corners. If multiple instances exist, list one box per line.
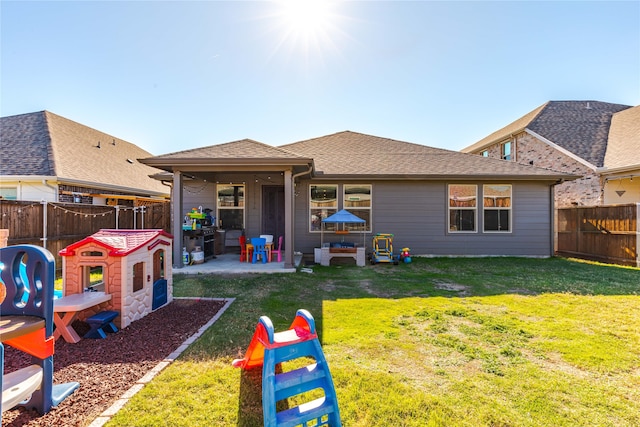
left=173, top=170, right=184, bottom=268
left=284, top=169, right=294, bottom=268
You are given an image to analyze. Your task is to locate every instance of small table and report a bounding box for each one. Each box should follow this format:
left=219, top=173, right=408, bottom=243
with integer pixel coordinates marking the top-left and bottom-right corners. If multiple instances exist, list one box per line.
left=53, top=292, right=112, bottom=343
left=245, top=242, right=273, bottom=263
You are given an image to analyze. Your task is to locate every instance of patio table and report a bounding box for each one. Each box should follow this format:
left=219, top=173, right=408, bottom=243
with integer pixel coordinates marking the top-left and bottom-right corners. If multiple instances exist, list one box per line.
left=53, top=292, right=112, bottom=343
left=245, top=242, right=273, bottom=262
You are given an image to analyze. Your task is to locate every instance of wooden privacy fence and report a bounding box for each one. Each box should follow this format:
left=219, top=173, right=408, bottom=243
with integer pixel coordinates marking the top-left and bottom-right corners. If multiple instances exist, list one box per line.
left=557, top=203, right=639, bottom=267
left=0, top=200, right=171, bottom=274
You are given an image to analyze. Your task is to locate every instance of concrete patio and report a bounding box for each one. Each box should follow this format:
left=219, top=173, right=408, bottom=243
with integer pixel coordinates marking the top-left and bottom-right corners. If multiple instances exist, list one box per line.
left=172, top=252, right=302, bottom=274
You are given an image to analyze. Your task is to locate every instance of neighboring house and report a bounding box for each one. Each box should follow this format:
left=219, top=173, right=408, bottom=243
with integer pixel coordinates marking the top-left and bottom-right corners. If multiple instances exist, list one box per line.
left=140, top=131, right=577, bottom=269
left=461, top=101, right=638, bottom=207
left=0, top=111, right=169, bottom=205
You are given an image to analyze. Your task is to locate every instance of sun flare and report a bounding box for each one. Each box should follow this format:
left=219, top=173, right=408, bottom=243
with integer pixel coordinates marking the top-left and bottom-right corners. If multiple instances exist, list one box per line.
left=279, top=0, right=333, bottom=39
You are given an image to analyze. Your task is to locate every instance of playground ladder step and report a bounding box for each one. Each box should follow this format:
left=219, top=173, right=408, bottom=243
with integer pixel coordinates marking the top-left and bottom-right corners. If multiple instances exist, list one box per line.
left=275, top=396, right=338, bottom=427
left=273, top=363, right=327, bottom=402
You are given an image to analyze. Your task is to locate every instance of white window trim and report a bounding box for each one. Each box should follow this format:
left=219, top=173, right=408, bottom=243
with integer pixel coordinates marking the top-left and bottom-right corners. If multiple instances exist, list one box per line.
left=309, top=184, right=338, bottom=233
left=216, top=183, right=245, bottom=229
left=448, top=184, right=478, bottom=233
left=482, top=184, right=513, bottom=233
left=343, top=184, right=372, bottom=233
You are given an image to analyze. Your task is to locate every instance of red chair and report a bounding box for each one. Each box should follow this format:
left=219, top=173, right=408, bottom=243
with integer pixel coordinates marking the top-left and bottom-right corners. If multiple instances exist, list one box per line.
left=272, top=236, right=283, bottom=262
left=239, top=235, right=248, bottom=262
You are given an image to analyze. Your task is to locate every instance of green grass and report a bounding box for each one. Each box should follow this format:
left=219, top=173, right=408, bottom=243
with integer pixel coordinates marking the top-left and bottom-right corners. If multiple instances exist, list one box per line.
left=106, top=257, right=640, bottom=427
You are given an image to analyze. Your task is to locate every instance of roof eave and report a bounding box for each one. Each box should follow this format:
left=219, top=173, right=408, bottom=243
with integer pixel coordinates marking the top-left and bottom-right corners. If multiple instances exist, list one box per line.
left=309, top=173, right=578, bottom=182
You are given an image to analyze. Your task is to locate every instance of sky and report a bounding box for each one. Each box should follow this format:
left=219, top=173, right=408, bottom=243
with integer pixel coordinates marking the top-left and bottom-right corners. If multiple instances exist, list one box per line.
left=1, top=1, right=639, bottom=156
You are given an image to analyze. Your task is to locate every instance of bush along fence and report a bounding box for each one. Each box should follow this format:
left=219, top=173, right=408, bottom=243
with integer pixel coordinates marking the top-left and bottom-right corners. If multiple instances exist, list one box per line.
left=0, top=200, right=171, bottom=274
left=557, top=203, right=639, bottom=267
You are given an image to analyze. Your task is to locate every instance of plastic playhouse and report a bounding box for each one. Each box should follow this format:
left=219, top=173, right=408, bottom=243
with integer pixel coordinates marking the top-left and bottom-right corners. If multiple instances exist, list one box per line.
left=233, top=309, right=342, bottom=427
left=1, top=245, right=79, bottom=420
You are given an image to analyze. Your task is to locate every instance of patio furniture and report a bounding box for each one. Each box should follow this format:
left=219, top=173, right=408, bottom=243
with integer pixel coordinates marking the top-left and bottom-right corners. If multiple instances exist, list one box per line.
left=239, top=235, right=249, bottom=262
left=53, top=292, right=112, bottom=343
left=251, top=238, right=268, bottom=264
left=84, top=310, right=119, bottom=339
left=271, top=236, right=284, bottom=263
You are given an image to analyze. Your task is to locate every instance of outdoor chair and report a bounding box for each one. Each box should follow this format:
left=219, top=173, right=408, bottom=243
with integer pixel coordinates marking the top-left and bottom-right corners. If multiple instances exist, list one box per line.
left=239, top=235, right=249, bottom=262
left=271, top=235, right=283, bottom=263
left=251, top=237, right=268, bottom=264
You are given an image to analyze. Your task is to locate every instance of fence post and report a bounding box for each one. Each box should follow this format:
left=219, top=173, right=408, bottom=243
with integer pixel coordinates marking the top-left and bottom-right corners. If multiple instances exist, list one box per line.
left=115, top=206, right=120, bottom=229
left=41, top=200, right=48, bottom=250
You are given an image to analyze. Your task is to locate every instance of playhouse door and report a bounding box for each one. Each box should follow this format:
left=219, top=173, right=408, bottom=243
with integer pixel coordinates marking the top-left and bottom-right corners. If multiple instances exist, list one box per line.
left=152, top=279, right=167, bottom=310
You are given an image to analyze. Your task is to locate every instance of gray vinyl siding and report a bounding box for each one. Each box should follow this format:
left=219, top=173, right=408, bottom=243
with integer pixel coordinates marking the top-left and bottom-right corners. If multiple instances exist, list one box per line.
left=293, top=179, right=553, bottom=257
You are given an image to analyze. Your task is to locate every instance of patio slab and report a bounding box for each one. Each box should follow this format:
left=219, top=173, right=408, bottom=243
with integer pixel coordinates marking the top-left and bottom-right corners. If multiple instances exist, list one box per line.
left=173, top=253, right=301, bottom=274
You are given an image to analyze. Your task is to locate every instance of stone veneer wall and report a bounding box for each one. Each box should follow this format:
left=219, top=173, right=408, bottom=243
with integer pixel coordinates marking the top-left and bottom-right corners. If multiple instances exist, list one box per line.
left=483, top=132, right=602, bottom=207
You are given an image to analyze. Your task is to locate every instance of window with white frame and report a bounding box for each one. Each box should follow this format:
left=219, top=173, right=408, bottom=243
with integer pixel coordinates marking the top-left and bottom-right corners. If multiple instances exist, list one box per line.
left=483, top=184, right=511, bottom=232
left=448, top=184, right=477, bottom=232
left=501, top=141, right=513, bottom=161
left=310, top=185, right=337, bottom=232
left=343, top=185, right=371, bottom=232
left=0, top=187, right=17, bottom=200
left=217, top=184, right=245, bottom=229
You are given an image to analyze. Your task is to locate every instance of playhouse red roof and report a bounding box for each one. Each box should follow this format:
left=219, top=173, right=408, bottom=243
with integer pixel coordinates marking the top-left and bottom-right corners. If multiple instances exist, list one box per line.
left=60, top=229, right=173, bottom=257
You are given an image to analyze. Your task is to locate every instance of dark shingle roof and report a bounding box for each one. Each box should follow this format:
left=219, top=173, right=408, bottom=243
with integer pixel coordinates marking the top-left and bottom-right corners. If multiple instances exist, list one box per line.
left=281, top=131, right=573, bottom=180
left=462, top=101, right=633, bottom=167
left=528, top=101, right=631, bottom=167
left=0, top=111, right=168, bottom=196
left=0, top=111, right=55, bottom=175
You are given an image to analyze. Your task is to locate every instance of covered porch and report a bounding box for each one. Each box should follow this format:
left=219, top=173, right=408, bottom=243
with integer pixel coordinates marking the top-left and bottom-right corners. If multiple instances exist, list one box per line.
left=140, top=139, right=314, bottom=271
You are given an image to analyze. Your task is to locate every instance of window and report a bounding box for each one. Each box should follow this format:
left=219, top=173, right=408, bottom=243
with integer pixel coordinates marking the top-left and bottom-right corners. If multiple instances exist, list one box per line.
left=343, top=185, right=371, bottom=232
left=483, top=185, right=511, bottom=232
left=132, top=262, right=144, bottom=293
left=501, top=141, right=513, bottom=161
left=480, top=150, right=489, bottom=157
left=310, top=185, right=337, bottom=232
left=217, top=184, right=244, bottom=229
left=448, top=184, right=477, bottom=232
left=0, top=187, right=17, bottom=200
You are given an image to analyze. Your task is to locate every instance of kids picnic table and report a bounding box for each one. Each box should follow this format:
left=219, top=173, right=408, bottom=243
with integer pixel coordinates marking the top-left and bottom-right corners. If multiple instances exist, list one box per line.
left=53, top=292, right=112, bottom=343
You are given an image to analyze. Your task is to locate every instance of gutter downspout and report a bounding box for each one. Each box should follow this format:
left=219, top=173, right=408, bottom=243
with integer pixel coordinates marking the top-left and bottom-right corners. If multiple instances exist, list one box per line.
left=286, top=165, right=313, bottom=268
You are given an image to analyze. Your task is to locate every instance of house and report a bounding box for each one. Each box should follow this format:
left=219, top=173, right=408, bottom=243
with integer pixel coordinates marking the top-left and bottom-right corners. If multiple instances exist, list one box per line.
left=0, top=111, right=169, bottom=205
left=140, top=131, right=577, bottom=269
left=59, top=229, right=173, bottom=328
left=461, top=101, right=639, bottom=207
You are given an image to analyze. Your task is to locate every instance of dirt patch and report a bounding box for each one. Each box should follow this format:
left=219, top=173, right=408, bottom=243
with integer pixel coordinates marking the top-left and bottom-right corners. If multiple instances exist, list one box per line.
left=434, top=282, right=470, bottom=296
left=2, top=298, right=227, bottom=427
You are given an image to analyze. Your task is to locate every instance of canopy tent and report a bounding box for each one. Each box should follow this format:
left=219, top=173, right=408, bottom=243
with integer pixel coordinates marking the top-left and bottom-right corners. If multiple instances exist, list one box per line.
left=321, top=209, right=366, bottom=248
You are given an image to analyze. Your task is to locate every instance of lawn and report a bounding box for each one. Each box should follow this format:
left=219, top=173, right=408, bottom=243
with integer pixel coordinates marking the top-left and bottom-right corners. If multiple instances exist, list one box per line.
left=106, top=257, right=640, bottom=427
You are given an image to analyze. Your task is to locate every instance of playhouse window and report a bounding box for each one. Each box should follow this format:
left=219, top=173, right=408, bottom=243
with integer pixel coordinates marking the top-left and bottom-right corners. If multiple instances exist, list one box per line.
left=153, top=249, right=165, bottom=281
left=82, top=265, right=104, bottom=291
left=132, top=262, right=144, bottom=293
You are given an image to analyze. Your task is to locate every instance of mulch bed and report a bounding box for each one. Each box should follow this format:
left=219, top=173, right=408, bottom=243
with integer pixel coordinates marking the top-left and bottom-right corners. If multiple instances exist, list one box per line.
left=2, top=298, right=227, bottom=427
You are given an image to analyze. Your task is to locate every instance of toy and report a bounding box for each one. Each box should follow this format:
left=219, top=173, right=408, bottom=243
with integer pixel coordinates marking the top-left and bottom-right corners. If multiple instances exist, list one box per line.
left=1, top=245, right=79, bottom=419
left=370, top=233, right=399, bottom=265
left=400, top=247, right=412, bottom=263
left=233, top=310, right=341, bottom=427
